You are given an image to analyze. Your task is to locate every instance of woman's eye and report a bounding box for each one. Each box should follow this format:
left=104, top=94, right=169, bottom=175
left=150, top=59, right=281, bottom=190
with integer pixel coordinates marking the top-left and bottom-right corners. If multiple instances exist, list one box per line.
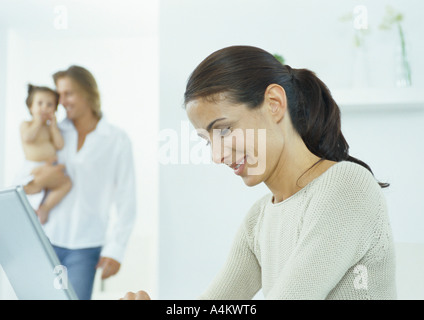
left=220, top=127, right=232, bottom=136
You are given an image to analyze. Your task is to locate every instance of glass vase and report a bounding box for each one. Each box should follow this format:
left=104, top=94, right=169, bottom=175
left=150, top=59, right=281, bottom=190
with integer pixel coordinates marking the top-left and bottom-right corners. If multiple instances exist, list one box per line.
left=394, top=24, right=412, bottom=87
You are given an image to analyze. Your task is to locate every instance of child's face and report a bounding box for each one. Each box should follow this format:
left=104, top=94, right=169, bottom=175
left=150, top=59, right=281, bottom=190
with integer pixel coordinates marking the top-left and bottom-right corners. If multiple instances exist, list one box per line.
left=30, top=92, right=57, bottom=121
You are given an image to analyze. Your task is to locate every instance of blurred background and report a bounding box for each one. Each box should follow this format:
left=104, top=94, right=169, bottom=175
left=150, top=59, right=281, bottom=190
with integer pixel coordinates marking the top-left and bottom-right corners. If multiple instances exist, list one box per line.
left=0, top=0, right=159, bottom=299
left=1, top=0, right=423, bottom=300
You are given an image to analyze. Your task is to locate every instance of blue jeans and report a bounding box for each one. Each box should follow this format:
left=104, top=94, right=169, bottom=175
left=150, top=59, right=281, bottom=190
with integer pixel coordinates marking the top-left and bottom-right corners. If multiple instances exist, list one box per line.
left=53, top=245, right=102, bottom=300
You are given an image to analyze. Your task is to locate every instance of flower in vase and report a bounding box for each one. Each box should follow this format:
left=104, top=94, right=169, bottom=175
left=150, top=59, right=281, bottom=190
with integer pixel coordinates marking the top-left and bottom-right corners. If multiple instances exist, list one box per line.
left=379, top=5, right=412, bottom=87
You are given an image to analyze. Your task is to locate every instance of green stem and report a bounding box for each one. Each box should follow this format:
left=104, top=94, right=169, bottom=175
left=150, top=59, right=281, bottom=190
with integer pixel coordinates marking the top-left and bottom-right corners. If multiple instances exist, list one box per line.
left=397, top=22, right=412, bottom=84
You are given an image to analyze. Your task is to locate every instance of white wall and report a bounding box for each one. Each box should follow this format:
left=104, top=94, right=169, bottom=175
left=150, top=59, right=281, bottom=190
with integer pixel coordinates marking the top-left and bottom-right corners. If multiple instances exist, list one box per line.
left=0, top=28, right=6, bottom=188
left=159, top=0, right=424, bottom=299
left=0, top=1, right=159, bottom=300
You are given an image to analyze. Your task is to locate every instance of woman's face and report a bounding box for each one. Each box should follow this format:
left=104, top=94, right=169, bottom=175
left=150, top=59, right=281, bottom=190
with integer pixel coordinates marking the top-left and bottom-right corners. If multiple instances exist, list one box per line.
left=56, top=76, right=92, bottom=121
left=186, top=94, right=285, bottom=187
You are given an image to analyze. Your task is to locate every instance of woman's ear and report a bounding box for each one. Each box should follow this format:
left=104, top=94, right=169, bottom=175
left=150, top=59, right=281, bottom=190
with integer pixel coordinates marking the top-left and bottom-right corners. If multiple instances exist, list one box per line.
left=264, top=84, right=287, bottom=123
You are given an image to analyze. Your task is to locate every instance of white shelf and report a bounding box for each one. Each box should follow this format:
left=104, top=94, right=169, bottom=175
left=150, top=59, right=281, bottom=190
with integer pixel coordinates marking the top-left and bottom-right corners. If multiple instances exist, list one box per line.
left=331, top=87, right=424, bottom=113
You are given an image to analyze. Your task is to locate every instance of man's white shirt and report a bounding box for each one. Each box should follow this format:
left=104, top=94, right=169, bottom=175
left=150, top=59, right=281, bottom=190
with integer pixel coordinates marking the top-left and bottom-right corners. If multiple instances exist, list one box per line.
left=43, top=117, right=137, bottom=263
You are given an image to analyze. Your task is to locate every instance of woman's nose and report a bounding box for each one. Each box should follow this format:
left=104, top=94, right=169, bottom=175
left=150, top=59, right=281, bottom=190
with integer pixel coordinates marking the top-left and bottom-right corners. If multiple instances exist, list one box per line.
left=210, top=141, right=231, bottom=164
left=211, top=152, right=224, bottom=164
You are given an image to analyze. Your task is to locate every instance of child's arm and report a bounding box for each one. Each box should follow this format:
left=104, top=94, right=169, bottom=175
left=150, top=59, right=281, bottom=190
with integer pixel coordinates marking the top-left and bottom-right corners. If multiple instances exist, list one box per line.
left=49, top=115, right=65, bottom=150
left=20, top=117, right=44, bottom=143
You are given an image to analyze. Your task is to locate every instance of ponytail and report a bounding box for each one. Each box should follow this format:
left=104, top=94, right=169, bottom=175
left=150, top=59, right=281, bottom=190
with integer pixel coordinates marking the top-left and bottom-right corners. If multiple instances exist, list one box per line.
left=289, top=68, right=389, bottom=188
left=184, top=45, right=389, bottom=188
left=289, top=67, right=346, bottom=161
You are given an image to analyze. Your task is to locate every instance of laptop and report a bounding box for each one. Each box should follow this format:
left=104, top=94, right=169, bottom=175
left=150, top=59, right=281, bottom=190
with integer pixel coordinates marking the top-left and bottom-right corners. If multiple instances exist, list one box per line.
left=0, top=185, right=78, bottom=300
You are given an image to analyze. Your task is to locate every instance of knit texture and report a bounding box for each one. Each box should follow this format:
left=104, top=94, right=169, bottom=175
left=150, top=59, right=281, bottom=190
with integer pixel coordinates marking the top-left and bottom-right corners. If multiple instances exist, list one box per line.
left=199, top=161, right=397, bottom=300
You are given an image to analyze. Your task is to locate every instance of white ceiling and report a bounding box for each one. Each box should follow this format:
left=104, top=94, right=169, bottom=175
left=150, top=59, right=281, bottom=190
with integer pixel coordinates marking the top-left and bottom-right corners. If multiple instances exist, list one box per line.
left=0, top=0, right=158, bottom=38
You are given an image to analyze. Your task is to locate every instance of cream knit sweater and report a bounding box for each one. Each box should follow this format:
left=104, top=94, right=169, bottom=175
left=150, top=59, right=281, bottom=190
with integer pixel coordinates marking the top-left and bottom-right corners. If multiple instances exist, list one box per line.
left=200, top=161, right=397, bottom=300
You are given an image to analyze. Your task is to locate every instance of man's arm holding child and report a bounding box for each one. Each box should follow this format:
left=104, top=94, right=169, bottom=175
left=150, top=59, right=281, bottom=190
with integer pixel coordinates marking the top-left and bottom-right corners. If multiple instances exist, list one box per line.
left=23, top=161, right=68, bottom=195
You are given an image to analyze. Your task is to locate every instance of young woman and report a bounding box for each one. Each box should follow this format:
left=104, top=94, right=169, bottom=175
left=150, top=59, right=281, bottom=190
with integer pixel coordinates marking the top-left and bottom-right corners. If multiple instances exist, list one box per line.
left=122, top=45, right=396, bottom=300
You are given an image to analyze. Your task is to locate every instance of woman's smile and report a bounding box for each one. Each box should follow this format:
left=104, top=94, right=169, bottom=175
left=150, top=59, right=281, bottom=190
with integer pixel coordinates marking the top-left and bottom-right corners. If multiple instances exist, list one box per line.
left=228, top=155, right=247, bottom=175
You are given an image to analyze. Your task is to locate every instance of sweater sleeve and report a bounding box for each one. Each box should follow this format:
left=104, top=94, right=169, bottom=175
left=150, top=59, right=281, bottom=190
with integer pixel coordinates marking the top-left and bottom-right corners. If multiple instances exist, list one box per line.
left=199, top=199, right=264, bottom=300
left=266, top=166, right=385, bottom=299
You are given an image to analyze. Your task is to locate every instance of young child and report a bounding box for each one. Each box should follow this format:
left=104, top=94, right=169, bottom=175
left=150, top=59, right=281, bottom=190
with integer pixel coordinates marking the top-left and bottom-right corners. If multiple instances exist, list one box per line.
left=20, top=84, right=72, bottom=224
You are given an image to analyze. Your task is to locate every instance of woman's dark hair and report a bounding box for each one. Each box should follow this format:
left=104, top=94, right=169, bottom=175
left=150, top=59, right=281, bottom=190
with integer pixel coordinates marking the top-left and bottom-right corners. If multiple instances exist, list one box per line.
left=25, top=84, right=59, bottom=111
left=184, top=45, right=389, bottom=188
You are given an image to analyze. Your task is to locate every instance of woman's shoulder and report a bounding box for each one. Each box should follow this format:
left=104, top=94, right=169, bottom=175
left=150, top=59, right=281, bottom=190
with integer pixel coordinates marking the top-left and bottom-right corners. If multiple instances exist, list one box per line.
left=238, top=193, right=271, bottom=246
left=243, top=193, right=272, bottom=226
left=312, top=160, right=382, bottom=195
left=250, top=193, right=272, bottom=213
left=307, top=160, right=387, bottom=220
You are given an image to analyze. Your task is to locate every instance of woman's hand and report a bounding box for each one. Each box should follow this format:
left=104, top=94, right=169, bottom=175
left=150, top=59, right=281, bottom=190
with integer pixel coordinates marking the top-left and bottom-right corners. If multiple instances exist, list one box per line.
left=119, top=290, right=151, bottom=300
